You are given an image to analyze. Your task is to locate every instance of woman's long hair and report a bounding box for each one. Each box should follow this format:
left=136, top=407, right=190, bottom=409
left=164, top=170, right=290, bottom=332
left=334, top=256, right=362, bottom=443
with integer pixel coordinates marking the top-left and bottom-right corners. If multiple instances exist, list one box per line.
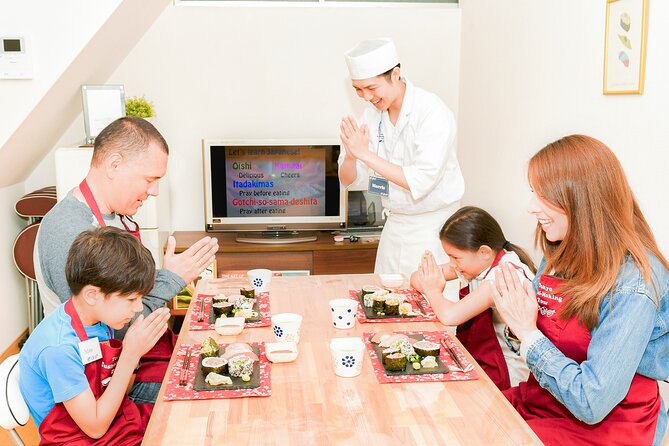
left=440, top=206, right=536, bottom=274
left=529, top=134, right=668, bottom=329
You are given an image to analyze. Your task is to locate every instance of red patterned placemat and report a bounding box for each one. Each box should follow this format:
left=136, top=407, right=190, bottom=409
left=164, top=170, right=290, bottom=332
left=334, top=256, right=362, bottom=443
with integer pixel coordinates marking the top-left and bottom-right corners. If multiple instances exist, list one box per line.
left=364, top=331, right=479, bottom=384
left=188, top=292, right=271, bottom=330
left=162, top=343, right=271, bottom=401
left=348, top=289, right=437, bottom=323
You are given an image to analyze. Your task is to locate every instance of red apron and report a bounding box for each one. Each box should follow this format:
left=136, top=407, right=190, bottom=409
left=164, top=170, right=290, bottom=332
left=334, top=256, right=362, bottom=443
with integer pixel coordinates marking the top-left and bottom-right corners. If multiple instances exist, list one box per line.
left=457, top=250, right=512, bottom=390
left=38, top=300, right=149, bottom=445
left=78, top=179, right=175, bottom=384
left=504, top=274, right=661, bottom=446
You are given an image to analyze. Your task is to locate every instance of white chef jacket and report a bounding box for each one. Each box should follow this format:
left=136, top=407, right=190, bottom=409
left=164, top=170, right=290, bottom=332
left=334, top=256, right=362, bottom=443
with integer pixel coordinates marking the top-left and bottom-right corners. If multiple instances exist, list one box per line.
left=338, top=79, right=464, bottom=275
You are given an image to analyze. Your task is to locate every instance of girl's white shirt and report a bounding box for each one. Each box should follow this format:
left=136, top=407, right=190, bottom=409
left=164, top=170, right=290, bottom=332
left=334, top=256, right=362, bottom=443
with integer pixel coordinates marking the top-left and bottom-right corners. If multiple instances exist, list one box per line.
left=456, top=250, right=534, bottom=387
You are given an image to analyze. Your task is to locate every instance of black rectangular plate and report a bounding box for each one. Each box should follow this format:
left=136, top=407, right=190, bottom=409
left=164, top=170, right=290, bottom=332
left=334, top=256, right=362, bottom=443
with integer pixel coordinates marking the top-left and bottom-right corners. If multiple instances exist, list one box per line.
left=358, top=291, right=417, bottom=320
left=373, top=334, right=449, bottom=376
left=209, top=299, right=260, bottom=324
left=193, top=345, right=261, bottom=391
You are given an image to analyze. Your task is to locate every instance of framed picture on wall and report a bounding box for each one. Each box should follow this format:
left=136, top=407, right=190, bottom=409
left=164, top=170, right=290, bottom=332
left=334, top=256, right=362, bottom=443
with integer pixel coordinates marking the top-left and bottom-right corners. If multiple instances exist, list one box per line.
left=603, top=0, right=649, bottom=95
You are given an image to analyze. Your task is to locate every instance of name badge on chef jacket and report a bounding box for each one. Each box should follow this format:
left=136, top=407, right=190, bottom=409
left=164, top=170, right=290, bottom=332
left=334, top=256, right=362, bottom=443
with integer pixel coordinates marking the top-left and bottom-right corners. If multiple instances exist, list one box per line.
left=79, top=338, right=103, bottom=365
left=368, top=176, right=389, bottom=197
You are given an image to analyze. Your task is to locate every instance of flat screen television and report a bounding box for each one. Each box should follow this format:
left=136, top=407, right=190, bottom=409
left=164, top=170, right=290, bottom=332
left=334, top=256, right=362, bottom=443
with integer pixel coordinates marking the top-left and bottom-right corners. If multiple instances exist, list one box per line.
left=203, top=139, right=346, bottom=243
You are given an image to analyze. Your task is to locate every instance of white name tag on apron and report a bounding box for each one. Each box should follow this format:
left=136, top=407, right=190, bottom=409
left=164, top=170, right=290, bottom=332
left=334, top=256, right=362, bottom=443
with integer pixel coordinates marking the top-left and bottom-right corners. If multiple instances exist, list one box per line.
left=368, top=176, right=389, bottom=197
left=79, top=338, right=103, bottom=365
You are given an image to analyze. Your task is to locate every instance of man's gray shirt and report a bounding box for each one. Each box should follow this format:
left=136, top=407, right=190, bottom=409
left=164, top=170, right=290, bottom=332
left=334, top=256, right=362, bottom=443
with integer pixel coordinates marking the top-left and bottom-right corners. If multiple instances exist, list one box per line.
left=35, top=190, right=184, bottom=325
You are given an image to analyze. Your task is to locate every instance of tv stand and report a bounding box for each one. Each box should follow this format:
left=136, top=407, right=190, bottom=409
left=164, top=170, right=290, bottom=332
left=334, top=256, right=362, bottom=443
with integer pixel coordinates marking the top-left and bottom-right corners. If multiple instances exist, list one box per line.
left=236, top=231, right=318, bottom=244
left=168, top=231, right=378, bottom=276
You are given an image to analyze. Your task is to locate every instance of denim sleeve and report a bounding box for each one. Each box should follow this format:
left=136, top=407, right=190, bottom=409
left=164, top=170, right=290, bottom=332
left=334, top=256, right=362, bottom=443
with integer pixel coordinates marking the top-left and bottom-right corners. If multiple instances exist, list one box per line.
left=525, top=288, right=656, bottom=424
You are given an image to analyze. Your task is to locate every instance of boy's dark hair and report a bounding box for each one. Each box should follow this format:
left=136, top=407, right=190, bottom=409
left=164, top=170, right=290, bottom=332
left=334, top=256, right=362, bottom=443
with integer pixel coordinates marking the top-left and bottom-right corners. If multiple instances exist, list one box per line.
left=66, top=226, right=156, bottom=296
left=440, top=206, right=536, bottom=274
left=92, top=116, right=169, bottom=166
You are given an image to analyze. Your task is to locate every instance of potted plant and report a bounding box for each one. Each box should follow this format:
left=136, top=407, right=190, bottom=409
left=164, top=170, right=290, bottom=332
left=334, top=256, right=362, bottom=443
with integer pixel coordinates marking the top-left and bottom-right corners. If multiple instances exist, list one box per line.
left=125, top=95, right=155, bottom=119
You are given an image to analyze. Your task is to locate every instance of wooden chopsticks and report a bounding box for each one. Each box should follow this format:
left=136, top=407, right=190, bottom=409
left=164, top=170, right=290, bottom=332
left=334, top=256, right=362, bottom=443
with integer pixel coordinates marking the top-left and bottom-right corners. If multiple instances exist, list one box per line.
left=197, top=296, right=206, bottom=322
left=440, top=338, right=468, bottom=372
left=179, top=347, right=193, bottom=386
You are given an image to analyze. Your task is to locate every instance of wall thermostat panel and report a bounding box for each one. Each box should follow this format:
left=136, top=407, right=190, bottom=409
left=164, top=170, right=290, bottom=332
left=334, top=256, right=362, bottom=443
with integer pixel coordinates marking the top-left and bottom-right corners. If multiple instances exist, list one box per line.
left=0, top=37, right=33, bottom=79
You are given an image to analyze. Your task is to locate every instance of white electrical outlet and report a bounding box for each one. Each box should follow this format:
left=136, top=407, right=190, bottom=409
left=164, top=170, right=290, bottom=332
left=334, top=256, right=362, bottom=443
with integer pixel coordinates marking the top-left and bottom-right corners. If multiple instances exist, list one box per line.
left=0, top=37, right=33, bottom=79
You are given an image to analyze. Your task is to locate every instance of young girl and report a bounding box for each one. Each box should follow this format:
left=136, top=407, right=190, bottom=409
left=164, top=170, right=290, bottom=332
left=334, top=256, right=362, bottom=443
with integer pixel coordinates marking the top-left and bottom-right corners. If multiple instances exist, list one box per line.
left=493, top=135, right=669, bottom=446
left=411, top=206, right=536, bottom=390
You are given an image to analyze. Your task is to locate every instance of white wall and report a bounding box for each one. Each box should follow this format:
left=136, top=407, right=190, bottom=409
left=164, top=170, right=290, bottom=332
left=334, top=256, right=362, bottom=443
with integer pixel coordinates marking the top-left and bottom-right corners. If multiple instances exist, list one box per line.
left=0, top=184, right=32, bottom=347
left=105, top=4, right=462, bottom=231
left=458, top=0, right=669, bottom=260
left=0, top=1, right=121, bottom=351
left=0, top=0, right=121, bottom=150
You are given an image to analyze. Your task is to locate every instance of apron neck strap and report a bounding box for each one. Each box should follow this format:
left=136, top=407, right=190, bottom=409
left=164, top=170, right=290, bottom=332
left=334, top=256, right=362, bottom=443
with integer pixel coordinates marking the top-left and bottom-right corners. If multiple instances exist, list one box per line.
left=64, top=299, right=113, bottom=342
left=79, top=179, right=107, bottom=229
left=481, top=249, right=508, bottom=280
left=120, top=215, right=141, bottom=240
left=79, top=179, right=141, bottom=241
left=64, top=299, right=89, bottom=342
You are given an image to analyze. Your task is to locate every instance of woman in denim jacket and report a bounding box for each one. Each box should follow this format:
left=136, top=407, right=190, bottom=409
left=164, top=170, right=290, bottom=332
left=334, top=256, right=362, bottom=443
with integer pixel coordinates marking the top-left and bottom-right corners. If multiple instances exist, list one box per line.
left=492, top=135, right=669, bottom=446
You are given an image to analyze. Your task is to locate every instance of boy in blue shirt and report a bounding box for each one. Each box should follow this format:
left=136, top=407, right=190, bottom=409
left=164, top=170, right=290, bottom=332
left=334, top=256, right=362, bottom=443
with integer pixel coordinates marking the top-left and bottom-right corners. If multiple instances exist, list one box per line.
left=19, top=226, right=170, bottom=444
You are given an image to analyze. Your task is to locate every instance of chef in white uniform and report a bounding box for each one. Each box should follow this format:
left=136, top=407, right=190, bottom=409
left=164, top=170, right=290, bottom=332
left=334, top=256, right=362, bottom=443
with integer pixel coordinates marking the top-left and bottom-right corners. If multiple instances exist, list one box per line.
left=338, top=38, right=464, bottom=276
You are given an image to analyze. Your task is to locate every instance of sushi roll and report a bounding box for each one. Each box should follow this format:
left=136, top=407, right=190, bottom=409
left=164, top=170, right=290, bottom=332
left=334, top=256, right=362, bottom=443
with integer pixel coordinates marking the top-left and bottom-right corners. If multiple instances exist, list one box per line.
left=384, top=296, right=400, bottom=316
left=384, top=352, right=407, bottom=372
left=233, top=308, right=257, bottom=320
left=228, top=355, right=254, bottom=378
left=394, top=339, right=416, bottom=357
left=385, top=293, right=405, bottom=304
left=378, top=333, right=409, bottom=348
left=372, top=295, right=386, bottom=313
left=420, top=356, right=438, bottom=369
left=235, top=297, right=256, bottom=310
left=201, top=357, right=228, bottom=376
left=200, top=337, right=220, bottom=358
left=240, top=287, right=255, bottom=299
left=399, top=302, right=413, bottom=316
left=362, top=293, right=374, bottom=308
left=381, top=347, right=400, bottom=363
left=205, top=372, right=233, bottom=386
left=361, top=285, right=381, bottom=296
left=212, top=302, right=234, bottom=317
left=213, top=294, right=228, bottom=304
left=413, top=340, right=440, bottom=358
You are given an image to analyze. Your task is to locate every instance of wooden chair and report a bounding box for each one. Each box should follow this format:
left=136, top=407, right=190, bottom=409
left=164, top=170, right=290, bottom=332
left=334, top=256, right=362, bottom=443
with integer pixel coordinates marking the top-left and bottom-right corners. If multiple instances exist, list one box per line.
left=13, top=186, right=57, bottom=332
left=0, top=354, right=30, bottom=446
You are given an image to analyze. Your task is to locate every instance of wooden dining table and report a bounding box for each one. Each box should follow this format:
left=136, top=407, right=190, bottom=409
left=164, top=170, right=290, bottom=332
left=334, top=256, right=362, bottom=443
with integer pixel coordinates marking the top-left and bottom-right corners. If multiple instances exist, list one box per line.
left=143, top=274, right=542, bottom=446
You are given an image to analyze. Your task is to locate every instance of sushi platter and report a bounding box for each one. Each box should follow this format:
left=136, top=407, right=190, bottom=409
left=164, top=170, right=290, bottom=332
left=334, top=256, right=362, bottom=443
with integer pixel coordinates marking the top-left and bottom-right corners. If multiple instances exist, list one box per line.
left=193, top=338, right=261, bottom=391
left=364, top=331, right=480, bottom=384
left=162, top=339, right=272, bottom=401
left=189, top=288, right=271, bottom=330
left=370, top=333, right=449, bottom=376
left=208, top=290, right=261, bottom=324
left=351, top=286, right=436, bottom=323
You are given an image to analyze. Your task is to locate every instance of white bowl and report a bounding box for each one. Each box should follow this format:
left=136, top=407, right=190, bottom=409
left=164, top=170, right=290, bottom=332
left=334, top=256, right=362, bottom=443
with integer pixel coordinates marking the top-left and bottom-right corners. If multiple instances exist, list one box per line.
left=380, top=274, right=404, bottom=289
left=214, top=317, right=245, bottom=336
left=265, top=342, right=299, bottom=363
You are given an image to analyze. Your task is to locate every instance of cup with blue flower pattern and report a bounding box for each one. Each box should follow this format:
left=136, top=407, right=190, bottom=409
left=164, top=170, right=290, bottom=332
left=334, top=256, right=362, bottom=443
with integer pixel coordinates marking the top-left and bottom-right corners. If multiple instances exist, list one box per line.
left=271, top=313, right=302, bottom=343
left=329, top=337, right=365, bottom=377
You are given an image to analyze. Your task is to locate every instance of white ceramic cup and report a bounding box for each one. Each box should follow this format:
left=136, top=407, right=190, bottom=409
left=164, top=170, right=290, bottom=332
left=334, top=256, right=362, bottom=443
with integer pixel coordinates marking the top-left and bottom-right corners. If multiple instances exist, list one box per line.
left=329, top=298, right=358, bottom=329
left=271, top=313, right=303, bottom=343
left=329, top=337, right=365, bottom=377
left=247, top=268, right=272, bottom=292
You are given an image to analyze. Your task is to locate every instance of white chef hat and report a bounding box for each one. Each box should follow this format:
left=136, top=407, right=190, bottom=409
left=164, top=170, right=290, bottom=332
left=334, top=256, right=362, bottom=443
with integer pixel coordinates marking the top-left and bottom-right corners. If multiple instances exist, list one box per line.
left=344, top=38, right=399, bottom=80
